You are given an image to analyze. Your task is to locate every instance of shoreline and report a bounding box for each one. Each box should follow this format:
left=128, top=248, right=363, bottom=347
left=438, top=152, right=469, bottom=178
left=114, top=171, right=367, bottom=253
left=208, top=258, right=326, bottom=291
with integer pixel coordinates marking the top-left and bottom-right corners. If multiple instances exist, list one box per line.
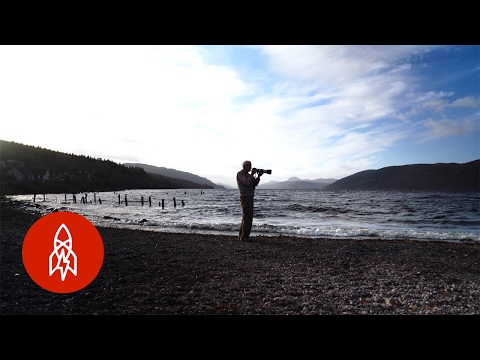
left=1, top=195, right=479, bottom=314
left=8, top=196, right=480, bottom=244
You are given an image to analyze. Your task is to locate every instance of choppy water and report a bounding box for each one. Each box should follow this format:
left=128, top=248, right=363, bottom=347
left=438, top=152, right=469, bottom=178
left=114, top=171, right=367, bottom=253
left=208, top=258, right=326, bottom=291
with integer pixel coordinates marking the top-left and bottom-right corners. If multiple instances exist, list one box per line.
left=8, top=189, right=480, bottom=243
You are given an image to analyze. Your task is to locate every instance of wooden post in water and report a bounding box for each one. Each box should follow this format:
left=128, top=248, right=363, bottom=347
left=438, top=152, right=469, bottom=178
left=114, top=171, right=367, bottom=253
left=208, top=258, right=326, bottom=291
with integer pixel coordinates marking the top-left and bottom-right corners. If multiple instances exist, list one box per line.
left=173, top=197, right=176, bottom=208
left=182, top=200, right=185, bottom=206
left=65, top=194, right=67, bottom=203
left=161, top=199, right=164, bottom=209
left=94, top=193, right=96, bottom=204
left=125, top=194, right=128, bottom=206
left=43, top=194, right=46, bottom=202
left=99, top=198, right=102, bottom=204
left=149, top=197, right=151, bottom=207
left=141, top=196, right=144, bottom=206
left=118, top=194, right=121, bottom=204
left=33, top=194, right=36, bottom=202
left=73, top=194, right=76, bottom=203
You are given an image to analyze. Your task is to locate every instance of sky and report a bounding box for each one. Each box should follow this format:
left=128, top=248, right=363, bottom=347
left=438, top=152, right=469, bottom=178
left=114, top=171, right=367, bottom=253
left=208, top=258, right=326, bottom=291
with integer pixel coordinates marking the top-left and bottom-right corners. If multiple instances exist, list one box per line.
left=1, top=45, right=479, bottom=188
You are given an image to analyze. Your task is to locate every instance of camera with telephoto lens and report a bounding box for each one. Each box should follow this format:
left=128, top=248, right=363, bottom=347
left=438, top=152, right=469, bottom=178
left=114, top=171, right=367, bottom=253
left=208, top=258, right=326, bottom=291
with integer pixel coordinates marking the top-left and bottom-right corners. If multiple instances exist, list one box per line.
left=253, top=168, right=272, bottom=176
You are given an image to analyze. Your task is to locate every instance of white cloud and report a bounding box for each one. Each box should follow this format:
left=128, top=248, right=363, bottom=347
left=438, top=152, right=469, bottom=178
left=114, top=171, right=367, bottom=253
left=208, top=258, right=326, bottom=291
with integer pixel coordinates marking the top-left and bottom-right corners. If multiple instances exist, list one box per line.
left=451, top=96, right=480, bottom=108
left=424, top=118, right=477, bottom=137
left=0, top=45, right=478, bottom=187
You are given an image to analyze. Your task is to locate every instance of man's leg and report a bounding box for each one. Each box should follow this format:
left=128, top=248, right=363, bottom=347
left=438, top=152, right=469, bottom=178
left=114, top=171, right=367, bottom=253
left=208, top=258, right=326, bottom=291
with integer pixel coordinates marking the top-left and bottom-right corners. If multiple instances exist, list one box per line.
left=240, top=196, right=253, bottom=240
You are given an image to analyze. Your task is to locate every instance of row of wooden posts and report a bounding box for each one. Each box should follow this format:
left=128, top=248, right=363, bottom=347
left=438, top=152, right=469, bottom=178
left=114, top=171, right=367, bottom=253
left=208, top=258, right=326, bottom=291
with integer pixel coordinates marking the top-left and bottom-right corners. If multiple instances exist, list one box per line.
left=33, top=193, right=186, bottom=209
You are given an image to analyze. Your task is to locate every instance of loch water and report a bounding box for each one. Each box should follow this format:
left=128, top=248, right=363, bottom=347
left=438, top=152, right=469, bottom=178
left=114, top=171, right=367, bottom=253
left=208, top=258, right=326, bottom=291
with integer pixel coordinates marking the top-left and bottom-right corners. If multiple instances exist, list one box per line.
left=9, top=189, right=480, bottom=243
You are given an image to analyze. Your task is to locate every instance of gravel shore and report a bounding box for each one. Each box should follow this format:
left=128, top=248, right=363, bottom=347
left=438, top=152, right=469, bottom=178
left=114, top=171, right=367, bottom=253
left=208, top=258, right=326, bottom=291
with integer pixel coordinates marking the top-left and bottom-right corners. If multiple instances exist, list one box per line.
left=1, top=195, right=479, bottom=315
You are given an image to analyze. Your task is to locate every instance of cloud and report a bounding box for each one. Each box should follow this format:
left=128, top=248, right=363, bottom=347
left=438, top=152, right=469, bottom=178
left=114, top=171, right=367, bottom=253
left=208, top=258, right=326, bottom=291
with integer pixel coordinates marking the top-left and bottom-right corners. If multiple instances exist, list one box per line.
left=451, top=96, right=480, bottom=108
left=0, top=45, right=478, bottom=187
left=421, top=98, right=451, bottom=112
left=424, top=118, right=477, bottom=137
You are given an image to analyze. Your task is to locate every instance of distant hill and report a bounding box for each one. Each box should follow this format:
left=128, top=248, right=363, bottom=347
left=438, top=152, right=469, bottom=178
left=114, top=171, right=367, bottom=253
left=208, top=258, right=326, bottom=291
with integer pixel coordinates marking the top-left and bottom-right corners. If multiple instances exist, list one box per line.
left=0, top=140, right=215, bottom=195
left=323, top=160, right=480, bottom=191
left=217, top=183, right=236, bottom=190
left=256, top=177, right=337, bottom=190
left=123, top=163, right=225, bottom=189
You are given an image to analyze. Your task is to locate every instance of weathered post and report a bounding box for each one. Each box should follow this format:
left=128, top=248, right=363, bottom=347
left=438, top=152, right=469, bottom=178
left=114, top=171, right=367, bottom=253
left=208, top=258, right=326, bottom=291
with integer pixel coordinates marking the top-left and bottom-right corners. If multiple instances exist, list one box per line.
left=149, top=197, right=152, bottom=207
left=65, top=194, right=67, bottom=203
left=141, top=196, right=144, bottom=206
left=118, top=194, right=121, bottom=204
left=173, top=197, right=176, bottom=207
left=125, top=194, right=128, bottom=206
left=43, top=194, right=46, bottom=202
left=161, top=199, right=164, bottom=209
left=73, top=194, right=76, bottom=203
left=99, top=198, right=102, bottom=204
left=182, top=200, right=185, bottom=206
left=94, top=193, right=96, bottom=204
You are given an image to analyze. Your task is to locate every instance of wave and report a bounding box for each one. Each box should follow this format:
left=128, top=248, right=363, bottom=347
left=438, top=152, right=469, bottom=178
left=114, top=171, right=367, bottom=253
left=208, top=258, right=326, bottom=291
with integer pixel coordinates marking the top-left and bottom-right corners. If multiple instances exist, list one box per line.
left=90, top=215, right=480, bottom=243
left=8, top=190, right=480, bottom=244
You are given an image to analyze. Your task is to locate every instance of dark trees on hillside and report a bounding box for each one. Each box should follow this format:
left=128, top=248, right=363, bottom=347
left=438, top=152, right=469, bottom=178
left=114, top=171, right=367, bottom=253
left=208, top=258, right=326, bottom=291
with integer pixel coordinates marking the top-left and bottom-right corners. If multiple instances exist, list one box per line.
left=0, top=140, right=212, bottom=195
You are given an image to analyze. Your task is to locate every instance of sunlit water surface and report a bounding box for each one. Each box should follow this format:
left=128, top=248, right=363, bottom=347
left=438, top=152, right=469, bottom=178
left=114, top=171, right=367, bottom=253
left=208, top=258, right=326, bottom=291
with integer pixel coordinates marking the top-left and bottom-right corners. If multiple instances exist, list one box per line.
left=9, top=189, right=480, bottom=243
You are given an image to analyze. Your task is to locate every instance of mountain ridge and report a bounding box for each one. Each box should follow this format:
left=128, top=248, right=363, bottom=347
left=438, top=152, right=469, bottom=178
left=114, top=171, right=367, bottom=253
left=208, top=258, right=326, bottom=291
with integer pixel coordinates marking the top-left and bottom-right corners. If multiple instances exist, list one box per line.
left=123, top=163, right=225, bottom=189
left=256, top=177, right=337, bottom=190
left=323, top=160, right=479, bottom=191
left=0, top=140, right=216, bottom=194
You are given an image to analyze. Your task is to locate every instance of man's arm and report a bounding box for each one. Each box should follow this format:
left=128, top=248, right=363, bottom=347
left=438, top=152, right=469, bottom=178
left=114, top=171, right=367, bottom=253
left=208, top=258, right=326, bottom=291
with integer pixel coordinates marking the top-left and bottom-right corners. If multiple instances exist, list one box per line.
left=237, top=172, right=253, bottom=186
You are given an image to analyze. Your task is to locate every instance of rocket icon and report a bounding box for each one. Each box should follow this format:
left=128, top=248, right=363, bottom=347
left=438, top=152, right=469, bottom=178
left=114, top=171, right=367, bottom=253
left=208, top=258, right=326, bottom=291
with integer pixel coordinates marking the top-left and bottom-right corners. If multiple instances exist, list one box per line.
left=49, top=223, right=77, bottom=281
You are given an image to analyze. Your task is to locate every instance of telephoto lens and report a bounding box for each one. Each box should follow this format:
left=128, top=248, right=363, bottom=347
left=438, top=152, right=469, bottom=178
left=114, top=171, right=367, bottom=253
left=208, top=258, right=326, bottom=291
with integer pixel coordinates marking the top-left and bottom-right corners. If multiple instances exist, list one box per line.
left=256, top=169, right=272, bottom=175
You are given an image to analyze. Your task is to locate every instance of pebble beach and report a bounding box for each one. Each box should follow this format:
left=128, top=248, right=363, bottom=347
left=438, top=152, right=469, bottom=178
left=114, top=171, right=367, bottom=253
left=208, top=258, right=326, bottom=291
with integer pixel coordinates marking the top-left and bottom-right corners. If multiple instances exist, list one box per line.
left=1, top=195, right=479, bottom=315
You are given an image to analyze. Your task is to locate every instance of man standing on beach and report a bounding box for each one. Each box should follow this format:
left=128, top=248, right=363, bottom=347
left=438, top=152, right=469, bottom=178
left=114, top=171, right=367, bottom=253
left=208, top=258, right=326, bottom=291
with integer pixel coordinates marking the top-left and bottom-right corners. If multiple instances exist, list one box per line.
left=236, top=160, right=262, bottom=242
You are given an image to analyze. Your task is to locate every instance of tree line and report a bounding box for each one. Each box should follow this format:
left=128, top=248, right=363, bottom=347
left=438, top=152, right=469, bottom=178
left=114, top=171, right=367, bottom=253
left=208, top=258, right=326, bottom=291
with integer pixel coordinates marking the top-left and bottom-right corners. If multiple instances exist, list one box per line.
left=0, top=140, right=213, bottom=195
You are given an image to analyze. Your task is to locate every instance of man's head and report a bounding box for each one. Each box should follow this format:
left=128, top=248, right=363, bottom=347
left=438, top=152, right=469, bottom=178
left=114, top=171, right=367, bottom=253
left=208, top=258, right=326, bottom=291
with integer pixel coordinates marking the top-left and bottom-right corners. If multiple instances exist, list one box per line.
left=242, top=160, right=252, bottom=172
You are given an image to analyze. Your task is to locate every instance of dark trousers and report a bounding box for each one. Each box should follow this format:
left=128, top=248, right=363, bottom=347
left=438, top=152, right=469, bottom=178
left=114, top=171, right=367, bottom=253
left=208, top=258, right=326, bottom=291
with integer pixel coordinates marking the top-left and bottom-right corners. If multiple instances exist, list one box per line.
left=239, top=196, right=254, bottom=239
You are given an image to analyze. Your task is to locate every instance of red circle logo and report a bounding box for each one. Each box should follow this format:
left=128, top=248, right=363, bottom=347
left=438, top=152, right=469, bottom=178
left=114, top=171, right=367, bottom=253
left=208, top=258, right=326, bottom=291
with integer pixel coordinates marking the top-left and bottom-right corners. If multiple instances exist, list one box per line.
left=22, top=211, right=104, bottom=294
